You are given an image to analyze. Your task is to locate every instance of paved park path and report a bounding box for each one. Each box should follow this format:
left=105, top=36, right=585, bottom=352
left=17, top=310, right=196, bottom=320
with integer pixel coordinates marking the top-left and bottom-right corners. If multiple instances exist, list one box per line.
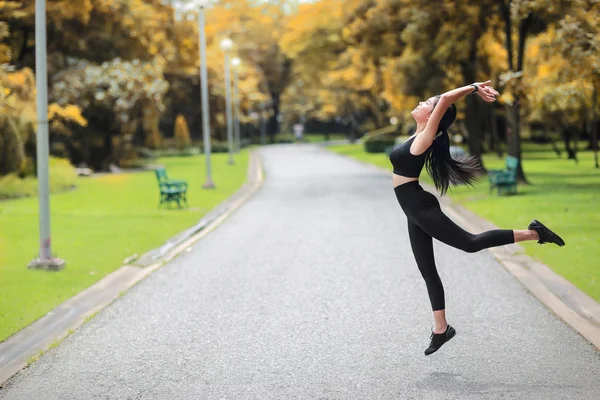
left=2, top=145, right=599, bottom=399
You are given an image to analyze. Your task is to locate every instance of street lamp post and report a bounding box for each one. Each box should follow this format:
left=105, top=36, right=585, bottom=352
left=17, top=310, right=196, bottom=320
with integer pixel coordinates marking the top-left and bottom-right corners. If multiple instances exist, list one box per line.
left=28, top=0, right=65, bottom=270
left=231, top=57, right=241, bottom=153
left=220, top=38, right=235, bottom=165
left=197, top=0, right=215, bottom=188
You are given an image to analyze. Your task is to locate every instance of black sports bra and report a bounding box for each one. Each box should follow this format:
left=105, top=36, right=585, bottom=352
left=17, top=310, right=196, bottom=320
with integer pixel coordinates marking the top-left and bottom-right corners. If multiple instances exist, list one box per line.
left=388, top=136, right=431, bottom=178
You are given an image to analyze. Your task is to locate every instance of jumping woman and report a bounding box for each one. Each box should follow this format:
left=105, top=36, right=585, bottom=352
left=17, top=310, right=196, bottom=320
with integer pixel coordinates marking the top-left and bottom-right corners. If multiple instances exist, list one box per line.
left=388, top=81, right=565, bottom=356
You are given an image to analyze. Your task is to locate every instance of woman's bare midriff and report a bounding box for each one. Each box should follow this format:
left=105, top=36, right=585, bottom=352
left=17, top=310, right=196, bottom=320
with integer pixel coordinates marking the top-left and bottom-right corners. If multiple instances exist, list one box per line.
left=393, top=173, right=419, bottom=188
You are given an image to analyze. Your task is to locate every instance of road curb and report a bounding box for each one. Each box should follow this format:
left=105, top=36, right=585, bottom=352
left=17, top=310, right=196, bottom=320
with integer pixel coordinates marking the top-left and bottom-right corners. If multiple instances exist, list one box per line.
left=0, top=150, right=265, bottom=387
left=327, top=147, right=600, bottom=350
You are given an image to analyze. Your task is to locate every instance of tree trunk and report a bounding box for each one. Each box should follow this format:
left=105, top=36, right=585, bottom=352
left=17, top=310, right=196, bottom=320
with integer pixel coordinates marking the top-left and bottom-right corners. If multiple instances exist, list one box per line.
left=15, top=26, right=34, bottom=69
left=501, top=1, right=514, bottom=71
left=268, top=93, right=280, bottom=143
left=593, top=120, right=599, bottom=168
left=347, top=110, right=359, bottom=144
left=506, top=102, right=528, bottom=182
left=4, top=117, right=26, bottom=175
left=102, top=134, right=114, bottom=171
left=592, top=87, right=599, bottom=168
left=545, top=126, right=561, bottom=157
left=365, top=92, right=386, bottom=129
left=461, top=6, right=488, bottom=170
left=489, top=105, right=502, bottom=157
left=562, top=127, right=578, bottom=162
left=464, top=95, right=486, bottom=170
left=502, top=6, right=530, bottom=183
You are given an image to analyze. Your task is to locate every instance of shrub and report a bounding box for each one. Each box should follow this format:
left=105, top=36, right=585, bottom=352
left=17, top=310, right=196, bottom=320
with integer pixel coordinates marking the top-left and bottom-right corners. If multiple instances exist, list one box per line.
left=530, top=134, right=553, bottom=144
left=135, top=147, right=158, bottom=160
left=144, top=129, right=162, bottom=150
left=275, top=134, right=295, bottom=144
left=364, top=134, right=397, bottom=153
left=210, top=141, right=230, bottom=153
left=147, top=147, right=199, bottom=158
left=0, top=174, right=35, bottom=199
left=119, top=157, right=150, bottom=169
left=0, top=157, right=77, bottom=199
left=174, top=115, right=192, bottom=150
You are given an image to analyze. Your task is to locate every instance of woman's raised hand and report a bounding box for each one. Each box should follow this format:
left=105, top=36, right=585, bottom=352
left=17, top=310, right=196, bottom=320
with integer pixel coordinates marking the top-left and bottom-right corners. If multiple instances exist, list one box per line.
left=474, top=80, right=500, bottom=102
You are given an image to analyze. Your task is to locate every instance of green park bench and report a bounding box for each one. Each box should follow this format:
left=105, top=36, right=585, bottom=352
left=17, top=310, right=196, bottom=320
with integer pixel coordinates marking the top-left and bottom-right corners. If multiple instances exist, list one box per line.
left=154, top=167, right=188, bottom=207
left=488, top=155, right=519, bottom=195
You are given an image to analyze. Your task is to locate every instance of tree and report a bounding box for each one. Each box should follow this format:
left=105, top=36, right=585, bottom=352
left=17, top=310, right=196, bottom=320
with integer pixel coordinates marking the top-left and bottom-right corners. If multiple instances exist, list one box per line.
left=553, top=1, right=600, bottom=167
left=524, top=27, right=591, bottom=161
left=498, top=0, right=574, bottom=181
left=1, top=0, right=181, bottom=167
left=1, top=0, right=93, bottom=69
left=172, top=0, right=275, bottom=142
left=199, top=0, right=294, bottom=139
left=279, top=0, right=357, bottom=129
left=50, top=58, right=168, bottom=169
left=0, top=21, right=12, bottom=64
left=281, top=0, right=395, bottom=133
left=0, top=66, right=86, bottom=175
left=0, top=66, right=36, bottom=175
left=428, top=0, right=503, bottom=170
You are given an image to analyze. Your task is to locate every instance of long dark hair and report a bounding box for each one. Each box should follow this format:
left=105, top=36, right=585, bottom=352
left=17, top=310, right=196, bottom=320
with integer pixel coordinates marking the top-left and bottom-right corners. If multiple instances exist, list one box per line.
left=425, top=97, right=480, bottom=195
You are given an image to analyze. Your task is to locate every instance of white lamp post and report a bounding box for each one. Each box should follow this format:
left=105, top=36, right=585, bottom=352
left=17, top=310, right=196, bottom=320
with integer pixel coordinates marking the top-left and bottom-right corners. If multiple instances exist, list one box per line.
left=195, top=0, right=215, bottom=188
left=220, top=38, right=235, bottom=164
left=231, top=57, right=241, bottom=153
left=29, top=0, right=65, bottom=270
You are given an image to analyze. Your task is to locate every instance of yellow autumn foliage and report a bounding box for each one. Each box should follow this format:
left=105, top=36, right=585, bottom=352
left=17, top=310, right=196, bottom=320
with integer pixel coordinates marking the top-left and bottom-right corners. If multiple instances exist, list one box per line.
left=174, top=114, right=191, bottom=150
left=48, top=104, right=88, bottom=128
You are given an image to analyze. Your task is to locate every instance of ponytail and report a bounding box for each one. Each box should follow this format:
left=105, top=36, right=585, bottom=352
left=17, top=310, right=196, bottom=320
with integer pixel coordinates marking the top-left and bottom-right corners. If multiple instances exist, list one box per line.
left=425, top=102, right=480, bottom=195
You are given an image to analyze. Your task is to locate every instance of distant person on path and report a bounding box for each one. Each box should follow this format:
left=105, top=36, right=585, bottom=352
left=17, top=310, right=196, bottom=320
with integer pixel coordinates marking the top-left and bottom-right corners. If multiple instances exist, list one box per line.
left=388, top=81, right=565, bottom=356
left=293, top=123, right=304, bottom=142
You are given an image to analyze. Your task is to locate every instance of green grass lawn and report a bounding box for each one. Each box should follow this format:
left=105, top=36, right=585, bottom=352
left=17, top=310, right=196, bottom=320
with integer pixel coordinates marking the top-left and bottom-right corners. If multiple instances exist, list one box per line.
left=0, top=152, right=249, bottom=342
left=329, top=142, right=600, bottom=303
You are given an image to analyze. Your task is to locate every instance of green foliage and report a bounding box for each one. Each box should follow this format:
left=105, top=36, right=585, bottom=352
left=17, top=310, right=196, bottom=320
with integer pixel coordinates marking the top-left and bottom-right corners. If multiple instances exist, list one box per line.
left=275, top=134, right=296, bottom=144
left=0, top=66, right=88, bottom=177
left=50, top=58, right=169, bottom=168
left=0, top=157, right=77, bottom=199
left=51, top=58, right=169, bottom=126
left=209, top=141, right=231, bottom=153
left=363, top=134, right=396, bottom=154
left=0, top=67, right=36, bottom=176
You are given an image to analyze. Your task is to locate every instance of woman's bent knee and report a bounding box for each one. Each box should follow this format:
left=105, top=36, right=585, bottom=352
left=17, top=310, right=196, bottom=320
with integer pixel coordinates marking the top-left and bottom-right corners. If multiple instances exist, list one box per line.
left=461, top=236, right=482, bottom=253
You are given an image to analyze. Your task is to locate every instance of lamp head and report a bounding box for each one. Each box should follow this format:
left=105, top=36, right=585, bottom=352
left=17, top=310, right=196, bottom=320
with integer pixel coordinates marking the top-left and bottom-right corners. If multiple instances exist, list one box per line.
left=220, top=38, right=234, bottom=51
left=195, top=0, right=210, bottom=9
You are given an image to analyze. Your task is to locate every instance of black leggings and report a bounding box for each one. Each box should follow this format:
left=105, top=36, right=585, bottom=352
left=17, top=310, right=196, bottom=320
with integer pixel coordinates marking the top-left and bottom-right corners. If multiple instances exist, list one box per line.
left=394, top=181, right=514, bottom=311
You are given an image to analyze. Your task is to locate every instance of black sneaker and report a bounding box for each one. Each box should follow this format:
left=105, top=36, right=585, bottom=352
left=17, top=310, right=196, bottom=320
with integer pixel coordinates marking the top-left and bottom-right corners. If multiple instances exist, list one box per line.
left=528, top=220, right=565, bottom=246
left=425, top=325, right=456, bottom=356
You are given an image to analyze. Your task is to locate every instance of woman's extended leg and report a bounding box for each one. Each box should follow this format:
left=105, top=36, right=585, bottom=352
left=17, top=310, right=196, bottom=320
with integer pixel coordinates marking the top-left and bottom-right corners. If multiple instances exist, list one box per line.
left=407, top=219, right=457, bottom=356
left=407, top=219, right=447, bottom=333
left=414, top=205, right=565, bottom=251
left=414, top=204, right=516, bottom=253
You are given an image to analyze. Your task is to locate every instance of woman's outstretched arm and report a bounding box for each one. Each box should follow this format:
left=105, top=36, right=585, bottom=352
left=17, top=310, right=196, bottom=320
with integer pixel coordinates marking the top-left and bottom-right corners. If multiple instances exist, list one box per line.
left=411, top=81, right=499, bottom=154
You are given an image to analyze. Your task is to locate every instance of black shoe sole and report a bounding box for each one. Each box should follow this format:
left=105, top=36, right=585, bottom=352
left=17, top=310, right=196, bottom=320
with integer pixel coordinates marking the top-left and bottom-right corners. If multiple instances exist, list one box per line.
left=529, top=220, right=565, bottom=246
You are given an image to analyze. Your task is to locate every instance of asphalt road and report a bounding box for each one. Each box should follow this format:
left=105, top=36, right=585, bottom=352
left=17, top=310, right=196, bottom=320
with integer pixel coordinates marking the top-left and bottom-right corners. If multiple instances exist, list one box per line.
left=2, top=145, right=599, bottom=400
